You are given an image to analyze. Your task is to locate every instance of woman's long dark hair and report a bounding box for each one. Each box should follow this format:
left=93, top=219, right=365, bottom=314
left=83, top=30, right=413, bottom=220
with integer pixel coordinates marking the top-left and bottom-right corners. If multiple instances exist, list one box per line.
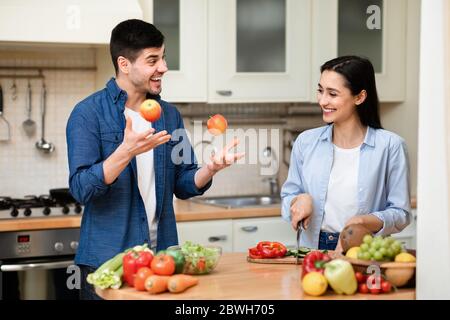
left=320, top=56, right=382, bottom=129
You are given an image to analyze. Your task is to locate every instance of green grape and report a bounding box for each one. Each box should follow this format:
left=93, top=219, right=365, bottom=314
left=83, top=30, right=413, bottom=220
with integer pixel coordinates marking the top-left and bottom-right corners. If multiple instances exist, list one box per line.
left=363, top=234, right=373, bottom=245
left=357, top=251, right=364, bottom=260
left=379, top=247, right=387, bottom=256
left=385, top=236, right=395, bottom=245
left=360, top=243, right=369, bottom=251
left=362, top=252, right=371, bottom=260
left=369, top=248, right=377, bottom=256
left=373, top=251, right=383, bottom=261
left=381, top=240, right=390, bottom=249
left=386, top=248, right=395, bottom=259
left=372, top=241, right=381, bottom=250
left=392, top=242, right=402, bottom=252
left=374, top=235, right=383, bottom=242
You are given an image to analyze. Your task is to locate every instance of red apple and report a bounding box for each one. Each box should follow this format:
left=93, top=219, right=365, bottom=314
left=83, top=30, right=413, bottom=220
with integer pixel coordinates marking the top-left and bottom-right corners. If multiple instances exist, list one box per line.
left=207, top=114, right=228, bottom=136
left=140, top=99, right=162, bottom=122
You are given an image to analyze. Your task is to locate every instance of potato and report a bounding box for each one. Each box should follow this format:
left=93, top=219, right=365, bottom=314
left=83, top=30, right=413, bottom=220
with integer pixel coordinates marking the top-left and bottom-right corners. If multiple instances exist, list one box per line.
left=340, top=224, right=372, bottom=253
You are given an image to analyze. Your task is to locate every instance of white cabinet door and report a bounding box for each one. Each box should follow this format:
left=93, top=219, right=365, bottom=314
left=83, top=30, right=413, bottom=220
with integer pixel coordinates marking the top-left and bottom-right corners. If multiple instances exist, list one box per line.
left=176, top=219, right=233, bottom=252
left=143, top=0, right=207, bottom=102
left=208, top=0, right=312, bottom=103
left=311, top=0, right=407, bottom=102
left=232, top=217, right=296, bottom=252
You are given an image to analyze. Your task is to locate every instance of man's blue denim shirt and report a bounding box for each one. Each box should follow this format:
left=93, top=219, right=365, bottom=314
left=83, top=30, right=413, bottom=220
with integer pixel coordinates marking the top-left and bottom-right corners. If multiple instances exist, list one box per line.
left=66, top=78, right=211, bottom=268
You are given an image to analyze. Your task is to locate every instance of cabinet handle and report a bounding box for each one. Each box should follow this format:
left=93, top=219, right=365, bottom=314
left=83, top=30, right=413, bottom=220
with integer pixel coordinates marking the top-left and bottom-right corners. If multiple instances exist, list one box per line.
left=208, top=235, right=227, bottom=242
left=241, top=226, right=258, bottom=233
left=216, top=90, right=232, bottom=96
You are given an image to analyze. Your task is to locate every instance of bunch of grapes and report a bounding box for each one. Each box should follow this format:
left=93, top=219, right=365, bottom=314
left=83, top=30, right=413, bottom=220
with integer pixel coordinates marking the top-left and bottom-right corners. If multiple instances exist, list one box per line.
left=357, top=235, right=404, bottom=261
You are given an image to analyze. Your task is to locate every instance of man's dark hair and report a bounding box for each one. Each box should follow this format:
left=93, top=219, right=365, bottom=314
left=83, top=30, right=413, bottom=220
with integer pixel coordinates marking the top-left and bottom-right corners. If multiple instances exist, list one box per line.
left=110, top=19, right=164, bottom=74
left=321, top=55, right=382, bottom=129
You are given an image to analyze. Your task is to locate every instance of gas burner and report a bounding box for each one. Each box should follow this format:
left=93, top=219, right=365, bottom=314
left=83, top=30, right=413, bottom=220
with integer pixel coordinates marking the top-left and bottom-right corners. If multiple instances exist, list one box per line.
left=0, top=189, right=83, bottom=220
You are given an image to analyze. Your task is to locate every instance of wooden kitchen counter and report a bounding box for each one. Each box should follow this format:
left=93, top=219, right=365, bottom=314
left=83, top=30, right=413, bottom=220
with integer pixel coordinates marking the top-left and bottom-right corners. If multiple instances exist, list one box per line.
left=95, top=252, right=415, bottom=300
left=0, top=197, right=417, bottom=232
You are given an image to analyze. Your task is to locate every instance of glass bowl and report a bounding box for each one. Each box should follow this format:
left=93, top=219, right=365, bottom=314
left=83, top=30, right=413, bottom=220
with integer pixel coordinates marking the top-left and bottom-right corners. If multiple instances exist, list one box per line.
left=168, top=244, right=222, bottom=275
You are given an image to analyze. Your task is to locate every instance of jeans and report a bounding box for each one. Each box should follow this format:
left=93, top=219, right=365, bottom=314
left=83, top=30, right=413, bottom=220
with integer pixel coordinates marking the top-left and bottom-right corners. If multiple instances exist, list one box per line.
left=318, top=231, right=340, bottom=251
left=79, top=265, right=103, bottom=300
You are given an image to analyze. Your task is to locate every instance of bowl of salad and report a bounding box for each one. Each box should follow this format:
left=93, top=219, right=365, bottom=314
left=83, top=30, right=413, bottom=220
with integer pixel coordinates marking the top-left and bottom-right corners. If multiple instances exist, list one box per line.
left=168, top=241, right=222, bottom=275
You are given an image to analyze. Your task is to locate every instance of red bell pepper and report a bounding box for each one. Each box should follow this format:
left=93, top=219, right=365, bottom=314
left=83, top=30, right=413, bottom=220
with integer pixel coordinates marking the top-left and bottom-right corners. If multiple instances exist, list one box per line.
left=248, top=246, right=264, bottom=259
left=249, top=241, right=287, bottom=259
left=122, top=248, right=154, bottom=287
left=301, top=251, right=331, bottom=278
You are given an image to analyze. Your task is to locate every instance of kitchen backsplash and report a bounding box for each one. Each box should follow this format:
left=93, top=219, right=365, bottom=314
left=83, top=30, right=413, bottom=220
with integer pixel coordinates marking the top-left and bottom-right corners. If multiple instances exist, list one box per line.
left=0, top=46, right=323, bottom=198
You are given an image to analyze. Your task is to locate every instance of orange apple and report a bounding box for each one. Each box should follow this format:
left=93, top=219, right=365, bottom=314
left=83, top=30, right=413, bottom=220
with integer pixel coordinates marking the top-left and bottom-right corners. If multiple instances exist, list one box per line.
left=207, top=114, right=228, bottom=136
left=140, top=99, right=162, bottom=122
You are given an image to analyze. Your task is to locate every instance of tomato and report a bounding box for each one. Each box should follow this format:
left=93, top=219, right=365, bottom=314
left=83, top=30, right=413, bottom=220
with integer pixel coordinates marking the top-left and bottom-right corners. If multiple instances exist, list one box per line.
left=207, top=114, right=228, bottom=136
left=355, top=272, right=366, bottom=284
left=369, top=288, right=381, bottom=294
left=197, top=258, right=206, bottom=272
left=134, top=267, right=154, bottom=291
left=358, top=283, right=369, bottom=294
left=381, top=281, right=392, bottom=293
left=140, top=99, right=162, bottom=122
left=151, top=253, right=176, bottom=276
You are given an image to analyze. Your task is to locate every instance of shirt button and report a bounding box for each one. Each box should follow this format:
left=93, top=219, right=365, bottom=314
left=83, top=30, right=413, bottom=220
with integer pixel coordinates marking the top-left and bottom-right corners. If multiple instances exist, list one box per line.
left=142, top=218, right=146, bottom=222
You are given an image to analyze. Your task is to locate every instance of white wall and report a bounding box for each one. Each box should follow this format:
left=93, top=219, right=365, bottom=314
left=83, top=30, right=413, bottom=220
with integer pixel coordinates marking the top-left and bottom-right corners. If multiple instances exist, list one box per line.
left=416, top=0, right=450, bottom=299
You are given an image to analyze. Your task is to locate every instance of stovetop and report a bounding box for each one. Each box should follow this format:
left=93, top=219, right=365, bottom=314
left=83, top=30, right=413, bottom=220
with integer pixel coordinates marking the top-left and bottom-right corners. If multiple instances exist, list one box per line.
left=0, top=192, right=83, bottom=220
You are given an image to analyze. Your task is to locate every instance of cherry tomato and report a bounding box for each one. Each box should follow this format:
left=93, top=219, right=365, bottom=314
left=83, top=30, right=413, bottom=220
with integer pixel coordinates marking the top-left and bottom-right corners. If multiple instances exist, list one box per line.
left=151, top=254, right=176, bottom=276
left=358, top=283, right=369, bottom=294
left=197, top=258, right=206, bottom=272
left=134, top=267, right=154, bottom=291
left=370, top=288, right=381, bottom=294
left=355, top=272, right=366, bottom=284
left=381, top=281, right=392, bottom=293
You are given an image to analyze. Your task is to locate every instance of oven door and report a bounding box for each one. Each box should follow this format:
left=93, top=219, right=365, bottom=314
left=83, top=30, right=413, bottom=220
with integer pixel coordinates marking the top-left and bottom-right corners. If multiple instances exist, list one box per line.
left=0, top=256, right=79, bottom=300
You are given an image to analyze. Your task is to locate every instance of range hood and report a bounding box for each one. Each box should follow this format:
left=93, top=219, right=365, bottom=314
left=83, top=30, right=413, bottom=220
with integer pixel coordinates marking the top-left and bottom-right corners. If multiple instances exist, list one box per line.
left=0, top=0, right=143, bottom=45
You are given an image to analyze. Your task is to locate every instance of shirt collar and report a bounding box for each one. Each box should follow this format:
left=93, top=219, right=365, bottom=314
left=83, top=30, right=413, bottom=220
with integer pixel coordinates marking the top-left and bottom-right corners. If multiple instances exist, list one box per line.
left=319, top=123, right=376, bottom=147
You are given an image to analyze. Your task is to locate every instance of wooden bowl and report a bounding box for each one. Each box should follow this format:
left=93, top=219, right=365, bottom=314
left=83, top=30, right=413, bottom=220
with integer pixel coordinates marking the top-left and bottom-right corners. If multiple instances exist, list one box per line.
left=339, top=250, right=416, bottom=288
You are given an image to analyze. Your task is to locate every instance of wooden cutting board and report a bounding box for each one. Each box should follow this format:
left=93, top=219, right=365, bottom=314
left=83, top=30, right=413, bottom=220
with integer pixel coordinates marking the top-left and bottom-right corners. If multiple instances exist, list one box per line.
left=247, top=256, right=303, bottom=265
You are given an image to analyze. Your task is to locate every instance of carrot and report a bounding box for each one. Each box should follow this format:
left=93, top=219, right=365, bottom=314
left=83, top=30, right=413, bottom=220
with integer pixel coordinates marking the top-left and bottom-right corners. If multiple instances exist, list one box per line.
left=144, top=275, right=170, bottom=294
left=167, top=274, right=199, bottom=293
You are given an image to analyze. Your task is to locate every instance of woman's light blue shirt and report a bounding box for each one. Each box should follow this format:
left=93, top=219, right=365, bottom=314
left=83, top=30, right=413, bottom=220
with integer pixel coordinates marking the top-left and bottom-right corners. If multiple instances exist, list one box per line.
left=281, top=124, right=411, bottom=249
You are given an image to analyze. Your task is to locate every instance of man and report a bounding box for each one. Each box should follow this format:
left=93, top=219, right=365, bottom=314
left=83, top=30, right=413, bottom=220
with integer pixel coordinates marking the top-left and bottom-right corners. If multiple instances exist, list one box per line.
left=66, top=19, right=242, bottom=299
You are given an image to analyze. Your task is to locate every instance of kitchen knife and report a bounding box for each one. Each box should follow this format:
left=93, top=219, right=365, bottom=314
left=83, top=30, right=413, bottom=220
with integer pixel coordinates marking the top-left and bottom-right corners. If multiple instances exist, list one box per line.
left=296, top=220, right=303, bottom=264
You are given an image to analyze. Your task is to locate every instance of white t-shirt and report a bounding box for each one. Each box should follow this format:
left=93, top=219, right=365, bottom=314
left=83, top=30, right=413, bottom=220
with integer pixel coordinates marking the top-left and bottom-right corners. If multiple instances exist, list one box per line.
left=124, top=107, right=158, bottom=249
left=321, top=144, right=361, bottom=233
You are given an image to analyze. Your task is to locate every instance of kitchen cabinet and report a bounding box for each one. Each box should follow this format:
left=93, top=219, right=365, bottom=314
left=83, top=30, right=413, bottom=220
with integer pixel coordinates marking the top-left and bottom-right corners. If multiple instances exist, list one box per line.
left=208, top=0, right=311, bottom=103
left=232, top=217, right=297, bottom=252
left=176, top=216, right=296, bottom=253
left=0, top=0, right=142, bottom=44
left=144, top=0, right=311, bottom=103
left=143, top=0, right=208, bottom=102
left=310, top=0, right=407, bottom=102
left=176, top=219, right=233, bottom=252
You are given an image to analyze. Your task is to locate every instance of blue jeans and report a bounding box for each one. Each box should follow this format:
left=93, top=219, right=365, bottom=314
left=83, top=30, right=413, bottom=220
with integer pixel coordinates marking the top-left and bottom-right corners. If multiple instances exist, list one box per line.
left=318, top=231, right=340, bottom=250
left=79, top=265, right=103, bottom=300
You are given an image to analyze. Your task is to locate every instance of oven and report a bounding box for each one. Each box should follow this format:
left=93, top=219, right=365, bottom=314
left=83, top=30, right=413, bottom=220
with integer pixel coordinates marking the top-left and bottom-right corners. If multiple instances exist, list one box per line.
left=0, top=189, right=82, bottom=300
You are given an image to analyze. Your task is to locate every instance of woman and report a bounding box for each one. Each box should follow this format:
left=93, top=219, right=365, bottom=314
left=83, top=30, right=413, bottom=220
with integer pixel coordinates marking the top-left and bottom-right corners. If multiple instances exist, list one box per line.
left=281, top=56, right=411, bottom=251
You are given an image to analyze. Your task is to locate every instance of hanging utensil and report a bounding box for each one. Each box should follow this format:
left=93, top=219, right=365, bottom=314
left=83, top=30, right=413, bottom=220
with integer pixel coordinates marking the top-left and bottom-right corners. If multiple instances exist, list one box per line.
left=35, top=82, right=55, bottom=153
left=10, top=79, right=17, bottom=101
left=22, top=81, right=36, bottom=136
left=0, top=84, right=12, bottom=142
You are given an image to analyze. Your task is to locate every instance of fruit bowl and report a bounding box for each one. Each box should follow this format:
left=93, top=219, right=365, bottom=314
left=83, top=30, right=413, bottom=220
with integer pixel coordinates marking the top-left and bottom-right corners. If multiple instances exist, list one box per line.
left=341, top=250, right=416, bottom=287
left=168, top=244, right=222, bottom=275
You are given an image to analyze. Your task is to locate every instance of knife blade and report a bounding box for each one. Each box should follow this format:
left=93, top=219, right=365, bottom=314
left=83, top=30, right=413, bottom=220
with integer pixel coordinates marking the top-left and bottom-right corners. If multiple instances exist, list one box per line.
left=296, top=220, right=303, bottom=264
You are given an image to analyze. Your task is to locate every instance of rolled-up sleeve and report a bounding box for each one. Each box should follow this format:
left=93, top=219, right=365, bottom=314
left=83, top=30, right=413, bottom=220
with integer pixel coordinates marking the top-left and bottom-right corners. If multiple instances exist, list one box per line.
left=280, top=136, right=305, bottom=222
left=370, top=139, right=411, bottom=235
left=172, top=110, right=212, bottom=199
left=66, top=105, right=113, bottom=204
